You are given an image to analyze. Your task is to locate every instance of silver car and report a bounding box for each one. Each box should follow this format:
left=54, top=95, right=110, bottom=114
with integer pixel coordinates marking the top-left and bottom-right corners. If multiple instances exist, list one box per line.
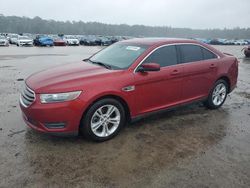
left=0, top=36, right=9, bottom=46
left=17, top=36, right=33, bottom=46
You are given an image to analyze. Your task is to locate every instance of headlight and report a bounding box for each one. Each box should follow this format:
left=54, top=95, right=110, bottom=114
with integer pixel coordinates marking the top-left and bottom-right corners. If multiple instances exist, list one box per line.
left=40, top=91, right=82, bottom=103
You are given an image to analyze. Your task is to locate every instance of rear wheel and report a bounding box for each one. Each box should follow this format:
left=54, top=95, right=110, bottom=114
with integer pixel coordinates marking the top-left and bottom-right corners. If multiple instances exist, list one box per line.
left=205, top=79, right=228, bottom=109
left=80, top=98, right=126, bottom=142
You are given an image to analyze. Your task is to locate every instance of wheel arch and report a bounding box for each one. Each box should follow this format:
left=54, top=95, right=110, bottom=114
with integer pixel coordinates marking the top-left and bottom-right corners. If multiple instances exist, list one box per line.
left=79, top=94, right=131, bottom=130
left=216, top=76, right=231, bottom=93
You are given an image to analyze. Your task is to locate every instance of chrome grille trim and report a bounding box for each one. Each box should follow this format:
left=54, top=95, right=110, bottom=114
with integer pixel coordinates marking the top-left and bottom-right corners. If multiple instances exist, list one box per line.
left=20, top=85, right=35, bottom=108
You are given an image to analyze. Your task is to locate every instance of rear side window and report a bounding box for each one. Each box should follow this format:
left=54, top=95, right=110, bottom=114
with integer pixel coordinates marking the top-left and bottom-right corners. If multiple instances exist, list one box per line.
left=143, top=45, right=178, bottom=67
left=179, top=44, right=203, bottom=63
left=202, top=48, right=217, bottom=60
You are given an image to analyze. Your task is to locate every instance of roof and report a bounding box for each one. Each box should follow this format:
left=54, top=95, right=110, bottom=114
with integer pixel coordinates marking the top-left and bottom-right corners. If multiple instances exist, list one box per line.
left=120, top=37, right=224, bottom=57
left=120, top=37, right=200, bottom=46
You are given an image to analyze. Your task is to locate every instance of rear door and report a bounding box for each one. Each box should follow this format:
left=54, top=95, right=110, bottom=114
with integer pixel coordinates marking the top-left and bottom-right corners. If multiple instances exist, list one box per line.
left=134, top=45, right=184, bottom=114
left=177, top=44, right=218, bottom=102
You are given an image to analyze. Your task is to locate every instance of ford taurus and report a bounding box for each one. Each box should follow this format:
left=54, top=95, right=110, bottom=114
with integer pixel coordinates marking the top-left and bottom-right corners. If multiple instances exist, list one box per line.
left=20, top=38, right=238, bottom=141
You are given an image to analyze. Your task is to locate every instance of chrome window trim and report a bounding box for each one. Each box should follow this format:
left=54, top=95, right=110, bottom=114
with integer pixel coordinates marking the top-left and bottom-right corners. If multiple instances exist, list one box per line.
left=133, top=43, right=220, bottom=73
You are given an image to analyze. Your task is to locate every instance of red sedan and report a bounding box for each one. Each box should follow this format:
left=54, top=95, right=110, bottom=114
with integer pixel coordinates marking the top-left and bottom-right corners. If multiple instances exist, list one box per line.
left=243, top=46, right=250, bottom=57
left=20, top=38, right=238, bottom=141
left=53, top=37, right=66, bottom=46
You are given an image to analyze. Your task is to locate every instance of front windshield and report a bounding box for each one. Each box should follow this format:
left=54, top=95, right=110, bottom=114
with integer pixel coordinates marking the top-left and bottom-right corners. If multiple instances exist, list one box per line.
left=66, top=36, right=76, bottom=39
left=89, top=43, right=148, bottom=69
left=19, top=36, right=30, bottom=40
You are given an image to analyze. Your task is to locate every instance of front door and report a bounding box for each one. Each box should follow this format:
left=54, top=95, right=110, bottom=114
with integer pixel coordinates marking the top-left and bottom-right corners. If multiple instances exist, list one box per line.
left=133, top=45, right=184, bottom=115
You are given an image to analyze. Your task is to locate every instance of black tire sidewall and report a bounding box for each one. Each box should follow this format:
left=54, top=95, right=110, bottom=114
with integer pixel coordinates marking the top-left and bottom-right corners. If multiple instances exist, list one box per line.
left=81, top=98, right=126, bottom=142
left=206, top=79, right=228, bottom=109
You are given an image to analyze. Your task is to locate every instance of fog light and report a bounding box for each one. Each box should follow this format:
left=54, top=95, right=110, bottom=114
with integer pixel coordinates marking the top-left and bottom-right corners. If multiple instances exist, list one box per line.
left=44, top=122, right=66, bottom=129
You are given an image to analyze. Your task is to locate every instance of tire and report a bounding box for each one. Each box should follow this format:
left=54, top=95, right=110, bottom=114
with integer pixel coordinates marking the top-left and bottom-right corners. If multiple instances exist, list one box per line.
left=80, top=98, right=126, bottom=142
left=205, top=79, right=228, bottom=109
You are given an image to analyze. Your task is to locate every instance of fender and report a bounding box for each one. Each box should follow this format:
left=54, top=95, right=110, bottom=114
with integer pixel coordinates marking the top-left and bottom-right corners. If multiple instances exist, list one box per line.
left=79, top=89, right=136, bottom=119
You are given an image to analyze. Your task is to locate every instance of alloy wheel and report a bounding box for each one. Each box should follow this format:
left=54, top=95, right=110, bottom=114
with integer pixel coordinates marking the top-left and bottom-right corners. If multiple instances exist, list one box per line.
left=90, top=105, right=121, bottom=137
left=212, top=83, right=227, bottom=106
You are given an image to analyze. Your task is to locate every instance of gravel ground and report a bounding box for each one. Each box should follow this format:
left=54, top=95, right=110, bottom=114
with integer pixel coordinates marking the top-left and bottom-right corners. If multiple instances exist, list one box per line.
left=0, top=45, right=249, bottom=188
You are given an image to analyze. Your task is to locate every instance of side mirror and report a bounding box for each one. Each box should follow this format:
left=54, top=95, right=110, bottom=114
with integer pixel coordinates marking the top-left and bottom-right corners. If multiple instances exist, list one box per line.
left=137, top=63, right=160, bottom=72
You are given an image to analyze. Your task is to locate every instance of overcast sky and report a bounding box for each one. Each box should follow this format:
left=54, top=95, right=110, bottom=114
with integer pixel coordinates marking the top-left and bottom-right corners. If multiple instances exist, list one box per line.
left=0, top=0, right=249, bottom=29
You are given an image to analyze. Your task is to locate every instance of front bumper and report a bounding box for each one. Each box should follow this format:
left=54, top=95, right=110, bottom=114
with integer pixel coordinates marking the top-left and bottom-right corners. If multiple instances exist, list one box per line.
left=20, top=95, right=86, bottom=136
left=0, top=42, right=8, bottom=46
left=67, top=41, right=79, bottom=45
left=20, top=43, right=33, bottom=46
left=54, top=42, right=66, bottom=46
left=40, top=43, right=53, bottom=46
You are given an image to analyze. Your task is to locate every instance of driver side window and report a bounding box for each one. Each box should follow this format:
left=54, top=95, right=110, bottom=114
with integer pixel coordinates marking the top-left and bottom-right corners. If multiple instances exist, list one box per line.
left=143, top=45, right=178, bottom=67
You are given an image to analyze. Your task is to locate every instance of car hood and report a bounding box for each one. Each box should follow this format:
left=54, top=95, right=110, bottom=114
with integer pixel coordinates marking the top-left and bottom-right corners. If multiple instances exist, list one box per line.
left=54, top=39, right=65, bottom=42
left=19, top=39, right=32, bottom=42
left=39, top=37, right=53, bottom=41
left=66, top=39, right=79, bottom=41
left=26, top=62, right=121, bottom=93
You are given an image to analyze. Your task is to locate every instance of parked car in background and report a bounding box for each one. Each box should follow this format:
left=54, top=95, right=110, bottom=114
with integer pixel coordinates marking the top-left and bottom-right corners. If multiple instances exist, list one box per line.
left=8, top=34, right=18, bottom=44
left=108, top=36, right=130, bottom=44
left=96, top=36, right=113, bottom=46
left=194, top=38, right=211, bottom=44
left=80, top=35, right=98, bottom=46
left=33, top=35, right=54, bottom=46
left=243, top=46, right=250, bottom=57
left=234, top=40, right=248, bottom=45
left=208, top=39, right=223, bottom=45
left=223, top=39, right=235, bottom=45
left=17, top=36, right=33, bottom=46
left=63, top=36, right=79, bottom=46
left=0, top=36, right=9, bottom=46
left=110, top=36, right=119, bottom=44
left=53, top=37, right=66, bottom=46
left=79, top=36, right=88, bottom=45
left=20, top=38, right=238, bottom=141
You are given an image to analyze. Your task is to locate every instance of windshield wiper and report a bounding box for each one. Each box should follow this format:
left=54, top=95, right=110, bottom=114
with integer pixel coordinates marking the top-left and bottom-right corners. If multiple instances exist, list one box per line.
left=88, top=59, right=112, bottom=70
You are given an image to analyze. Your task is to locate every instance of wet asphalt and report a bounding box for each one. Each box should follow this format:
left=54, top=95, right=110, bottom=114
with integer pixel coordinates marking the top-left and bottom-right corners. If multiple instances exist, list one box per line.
left=0, top=45, right=249, bottom=188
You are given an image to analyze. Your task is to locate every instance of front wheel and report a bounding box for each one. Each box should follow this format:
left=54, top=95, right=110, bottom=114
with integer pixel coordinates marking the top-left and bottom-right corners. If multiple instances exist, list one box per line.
left=205, top=79, right=228, bottom=109
left=80, top=98, right=126, bottom=142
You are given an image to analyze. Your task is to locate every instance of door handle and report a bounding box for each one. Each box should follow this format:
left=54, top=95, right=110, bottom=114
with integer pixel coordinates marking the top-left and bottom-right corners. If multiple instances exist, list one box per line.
left=209, top=64, right=216, bottom=68
left=170, top=69, right=180, bottom=75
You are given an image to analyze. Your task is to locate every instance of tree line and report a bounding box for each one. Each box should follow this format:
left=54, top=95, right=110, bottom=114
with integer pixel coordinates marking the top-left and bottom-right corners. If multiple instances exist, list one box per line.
left=0, top=14, right=250, bottom=39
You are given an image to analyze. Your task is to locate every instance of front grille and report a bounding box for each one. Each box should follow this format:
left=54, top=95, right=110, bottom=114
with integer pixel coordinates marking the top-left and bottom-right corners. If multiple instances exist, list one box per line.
left=20, top=85, right=35, bottom=107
